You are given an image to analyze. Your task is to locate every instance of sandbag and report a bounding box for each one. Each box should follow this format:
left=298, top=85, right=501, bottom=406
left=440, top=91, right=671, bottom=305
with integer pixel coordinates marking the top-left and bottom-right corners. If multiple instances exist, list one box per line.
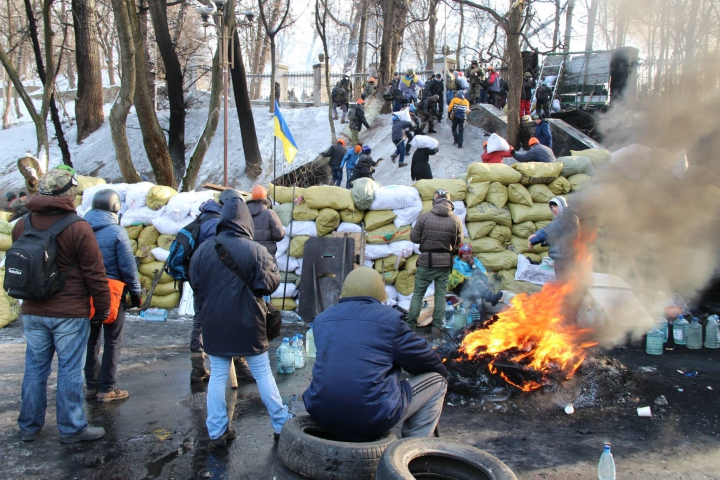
left=135, top=244, right=157, bottom=264
left=393, top=205, right=422, bottom=228
left=394, top=107, right=411, bottom=123
left=395, top=271, right=415, bottom=295
left=292, top=202, right=319, bottom=221
left=467, top=162, right=522, bottom=185
left=507, top=184, right=533, bottom=207
left=289, top=236, right=310, bottom=257
left=381, top=270, right=398, bottom=285
left=269, top=183, right=304, bottom=204
left=508, top=203, right=554, bottom=223
left=558, top=156, right=594, bottom=177
left=610, top=144, right=652, bottom=180
left=370, top=185, right=422, bottom=210
left=276, top=236, right=290, bottom=256
left=129, top=240, right=138, bottom=253
left=146, top=185, right=178, bottom=210
left=165, top=191, right=213, bottom=222
left=316, top=208, right=340, bottom=236
left=274, top=203, right=294, bottom=226
left=486, top=182, right=508, bottom=208
left=547, top=176, right=572, bottom=195
left=510, top=235, right=548, bottom=254
left=288, top=221, right=317, bottom=237
left=388, top=240, right=415, bottom=259
left=339, top=208, right=364, bottom=224
left=157, top=234, right=175, bottom=250
left=153, top=281, right=179, bottom=296
left=421, top=200, right=433, bottom=213
left=152, top=214, right=194, bottom=235
left=465, top=202, right=512, bottom=227
left=74, top=195, right=83, bottom=207
left=409, top=135, right=440, bottom=150
left=81, top=183, right=131, bottom=211
left=352, top=178, right=379, bottom=211
left=0, top=212, right=11, bottom=222
left=536, top=220, right=551, bottom=230
left=570, top=148, right=611, bottom=165
left=468, top=237, right=505, bottom=253
left=0, top=233, right=11, bottom=251
left=364, top=210, right=396, bottom=231
left=488, top=225, right=512, bottom=244
left=477, top=251, right=518, bottom=272
left=138, top=225, right=160, bottom=248
left=511, top=221, right=537, bottom=239
left=524, top=253, right=543, bottom=263
left=0, top=221, right=11, bottom=236
left=486, top=133, right=511, bottom=153
left=139, top=275, right=153, bottom=292
left=404, top=255, right=419, bottom=274
left=276, top=253, right=299, bottom=272
left=465, top=182, right=491, bottom=208
left=466, top=221, right=495, bottom=240
left=271, top=283, right=298, bottom=299
left=76, top=175, right=106, bottom=193
left=280, top=271, right=300, bottom=285
left=499, top=269, right=542, bottom=295
left=0, top=269, right=20, bottom=328
left=366, top=224, right=412, bottom=244
left=568, top=173, right=592, bottom=192
left=364, top=244, right=392, bottom=260
left=513, top=162, right=563, bottom=185
left=150, top=292, right=180, bottom=309
left=124, top=224, right=144, bottom=240
left=124, top=182, right=156, bottom=209
left=120, top=206, right=167, bottom=227
left=413, top=179, right=467, bottom=201
left=374, top=255, right=406, bottom=273
left=304, top=186, right=354, bottom=211
left=151, top=247, right=170, bottom=263
left=271, top=297, right=298, bottom=310
left=527, top=184, right=555, bottom=203
left=139, top=262, right=174, bottom=283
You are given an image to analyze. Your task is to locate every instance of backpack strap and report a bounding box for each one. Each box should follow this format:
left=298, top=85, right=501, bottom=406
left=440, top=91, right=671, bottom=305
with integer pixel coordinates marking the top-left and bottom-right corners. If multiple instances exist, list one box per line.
left=213, top=238, right=260, bottom=298
left=28, top=212, right=84, bottom=281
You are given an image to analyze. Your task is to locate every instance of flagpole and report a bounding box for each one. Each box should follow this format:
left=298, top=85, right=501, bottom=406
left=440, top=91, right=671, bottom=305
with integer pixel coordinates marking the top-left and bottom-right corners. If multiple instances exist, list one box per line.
left=273, top=136, right=277, bottom=201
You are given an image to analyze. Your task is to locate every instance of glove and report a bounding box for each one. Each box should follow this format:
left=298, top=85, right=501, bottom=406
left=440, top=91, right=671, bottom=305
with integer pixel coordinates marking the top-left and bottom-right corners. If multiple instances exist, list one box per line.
left=130, top=293, right=142, bottom=308
left=90, top=310, right=109, bottom=325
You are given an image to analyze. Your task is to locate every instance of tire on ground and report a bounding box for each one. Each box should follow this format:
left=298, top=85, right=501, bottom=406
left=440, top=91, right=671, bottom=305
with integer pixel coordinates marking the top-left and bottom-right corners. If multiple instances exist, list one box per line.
left=278, top=415, right=396, bottom=480
left=374, top=437, right=517, bottom=480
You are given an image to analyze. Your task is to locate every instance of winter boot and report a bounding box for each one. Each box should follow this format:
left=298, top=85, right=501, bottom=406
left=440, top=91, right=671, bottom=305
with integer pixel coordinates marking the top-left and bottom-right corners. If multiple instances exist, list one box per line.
left=234, top=357, right=254, bottom=382
left=483, top=290, right=503, bottom=306
left=341, top=116, right=347, bottom=124
left=190, top=352, right=210, bottom=382
left=390, top=154, right=397, bottom=163
left=333, top=113, right=339, bottom=120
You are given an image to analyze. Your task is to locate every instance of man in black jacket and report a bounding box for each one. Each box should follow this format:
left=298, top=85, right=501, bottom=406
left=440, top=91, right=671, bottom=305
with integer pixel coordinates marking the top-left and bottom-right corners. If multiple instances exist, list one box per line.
left=349, top=99, right=371, bottom=145
left=331, top=82, right=349, bottom=122
left=428, top=73, right=444, bottom=121
left=417, top=95, right=439, bottom=134
left=321, top=138, right=347, bottom=186
left=349, top=150, right=378, bottom=182
left=521, top=72, right=535, bottom=117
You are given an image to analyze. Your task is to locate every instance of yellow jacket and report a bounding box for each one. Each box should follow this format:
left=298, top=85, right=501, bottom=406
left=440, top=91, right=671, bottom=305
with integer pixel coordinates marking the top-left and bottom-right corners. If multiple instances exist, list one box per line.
left=447, top=97, right=470, bottom=113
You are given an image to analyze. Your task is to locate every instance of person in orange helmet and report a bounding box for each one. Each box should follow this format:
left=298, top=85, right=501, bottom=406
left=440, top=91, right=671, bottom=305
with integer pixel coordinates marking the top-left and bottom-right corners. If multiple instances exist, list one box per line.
left=321, top=138, right=348, bottom=186
left=247, top=185, right=285, bottom=256
left=511, top=137, right=556, bottom=163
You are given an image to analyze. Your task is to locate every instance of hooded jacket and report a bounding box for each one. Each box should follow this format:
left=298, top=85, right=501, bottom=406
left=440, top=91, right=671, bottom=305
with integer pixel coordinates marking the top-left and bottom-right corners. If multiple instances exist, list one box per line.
left=303, top=296, right=447, bottom=441
left=410, top=198, right=463, bottom=269
left=488, top=72, right=501, bottom=92
left=12, top=195, right=111, bottom=318
left=411, top=148, right=435, bottom=181
left=349, top=155, right=376, bottom=181
left=481, top=149, right=513, bottom=164
left=391, top=119, right=413, bottom=144
left=247, top=197, right=284, bottom=255
left=321, top=142, right=347, bottom=167
left=349, top=104, right=371, bottom=132
left=530, top=196, right=579, bottom=261
left=340, top=149, right=360, bottom=170
left=521, top=77, right=536, bottom=100
left=399, top=75, right=424, bottom=100
left=84, top=209, right=142, bottom=296
left=189, top=197, right=280, bottom=356
left=512, top=143, right=556, bottom=163
left=197, top=200, right=222, bottom=245
left=426, top=78, right=444, bottom=96
left=535, top=120, right=553, bottom=149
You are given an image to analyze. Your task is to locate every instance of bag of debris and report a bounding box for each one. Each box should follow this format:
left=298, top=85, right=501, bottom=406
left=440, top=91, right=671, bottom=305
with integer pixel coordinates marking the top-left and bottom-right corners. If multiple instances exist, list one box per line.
left=273, top=203, right=294, bottom=226
left=76, top=175, right=106, bottom=194
left=288, top=221, right=317, bottom=237
left=610, top=144, right=653, bottom=181
left=148, top=292, right=180, bottom=309
left=269, top=183, right=304, bottom=204
left=370, top=185, right=422, bottom=210
left=388, top=240, right=415, bottom=259
left=568, top=173, right=592, bottom=192
left=138, top=225, right=160, bottom=248
left=413, top=179, right=467, bottom=201
left=146, top=185, right=178, bottom=210
left=451, top=202, right=468, bottom=235
left=303, top=186, right=355, bottom=211
left=465, top=202, right=512, bottom=227
left=374, top=255, right=406, bottom=273
left=366, top=224, right=412, bottom=244
left=488, top=225, right=512, bottom=244
left=124, top=182, right=158, bottom=210
left=316, top=209, right=341, bottom=236
left=292, top=202, right=319, bottom=221
left=152, top=281, right=179, bottom=297
left=467, top=162, right=522, bottom=185
left=271, top=283, right=298, bottom=299
left=165, top=191, right=214, bottom=222
left=508, top=203, right=554, bottom=223
left=507, top=183, right=533, bottom=207
left=381, top=270, right=398, bottom=285
left=276, top=236, right=290, bottom=256
left=364, top=210, right=397, bottom=231
left=393, top=205, right=423, bottom=228
left=466, top=221, right=496, bottom=240
left=351, top=178, right=379, bottom=211
left=476, top=251, right=518, bottom=272
left=404, top=255, right=419, bottom=274
left=486, top=133, right=511, bottom=154
left=157, top=234, right=175, bottom=250
left=135, top=244, right=158, bottom=264
left=409, top=135, right=439, bottom=150
left=364, top=244, right=392, bottom=260
left=271, top=297, right=298, bottom=311
left=515, top=254, right=556, bottom=286
left=547, top=176, right=572, bottom=195
left=486, top=182, right=508, bottom=208
left=384, top=285, right=398, bottom=307
left=151, top=247, right=170, bottom=263
left=339, top=208, right=365, bottom=224
left=499, top=269, right=542, bottom=295
left=527, top=184, right=555, bottom=203
left=395, top=270, right=415, bottom=296
left=570, top=148, right=611, bottom=165
left=152, top=214, right=194, bottom=235
left=511, top=221, right=537, bottom=239
left=276, top=253, right=299, bottom=272
left=395, top=107, right=412, bottom=123
left=557, top=156, right=594, bottom=177
left=465, top=182, right=491, bottom=208
left=337, top=222, right=362, bottom=233
left=468, top=237, right=505, bottom=253
left=513, top=162, right=563, bottom=185
left=279, top=271, right=300, bottom=286
left=289, top=235, right=310, bottom=257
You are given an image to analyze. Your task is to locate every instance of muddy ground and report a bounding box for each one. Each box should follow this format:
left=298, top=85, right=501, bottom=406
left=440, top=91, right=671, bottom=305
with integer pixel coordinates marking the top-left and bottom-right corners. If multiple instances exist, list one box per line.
left=0, top=315, right=717, bottom=480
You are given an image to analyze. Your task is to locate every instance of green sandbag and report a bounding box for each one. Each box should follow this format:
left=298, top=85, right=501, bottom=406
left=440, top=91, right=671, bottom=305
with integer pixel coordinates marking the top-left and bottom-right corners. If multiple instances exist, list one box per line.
left=366, top=225, right=412, bottom=244
left=269, top=183, right=304, bottom=203
left=289, top=236, right=310, bottom=257
left=507, top=183, right=533, bottom=206
left=154, top=282, right=180, bottom=296
left=129, top=239, right=138, bottom=253
left=271, top=297, right=298, bottom=310
left=488, top=225, right=512, bottom=244
left=568, top=173, right=592, bottom=192
left=0, top=220, right=12, bottom=236
left=547, top=176, right=572, bottom=195
left=524, top=253, right=543, bottom=263
left=280, top=271, right=300, bottom=284
left=466, top=221, right=495, bottom=240
left=339, top=208, right=364, bottom=224
left=570, top=148, right=611, bottom=165
left=510, top=235, right=549, bottom=254
left=486, top=182, right=508, bottom=208
left=76, top=175, right=105, bottom=193
left=364, top=210, right=396, bottom=231
left=465, top=182, right=491, bottom=208
left=138, top=225, right=160, bottom=247
left=413, top=179, right=467, bottom=201
left=467, top=162, right=522, bottom=185
left=422, top=200, right=433, bottom=213
left=536, top=220, right=551, bottom=230
left=395, top=271, right=415, bottom=295
left=527, top=184, right=555, bottom=203
left=476, top=251, right=518, bottom=272
left=316, top=208, right=341, bottom=236
left=468, top=237, right=505, bottom=253
left=139, top=261, right=174, bottom=284
left=0, top=233, right=11, bottom=251
left=146, top=185, right=178, bottom=210
left=136, top=244, right=157, bottom=264
left=304, top=186, right=354, bottom=211
left=511, top=221, right=536, bottom=239
left=0, top=269, right=20, bottom=328
left=381, top=270, right=398, bottom=285
left=499, top=269, right=542, bottom=295
left=374, top=255, right=406, bottom=273
left=125, top=224, right=144, bottom=240
left=351, top=178, right=379, bottom=211
left=274, top=203, right=293, bottom=226
left=508, top=203, right=553, bottom=223
left=512, top=162, right=563, bottom=185
left=465, top=202, right=512, bottom=227
left=293, top=202, right=319, bottom=221
left=157, top=234, right=175, bottom=250
left=558, top=156, right=594, bottom=177
left=404, top=255, right=419, bottom=274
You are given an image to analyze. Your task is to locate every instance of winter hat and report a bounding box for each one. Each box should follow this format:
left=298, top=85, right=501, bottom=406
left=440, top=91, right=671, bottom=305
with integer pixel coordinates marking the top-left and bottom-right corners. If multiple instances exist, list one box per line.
left=459, top=243, right=473, bottom=254
left=38, top=167, right=78, bottom=197
left=19, top=191, right=27, bottom=197
left=528, top=137, right=539, bottom=146
left=337, top=138, right=347, bottom=147
left=483, top=141, right=488, bottom=148
left=548, top=196, right=568, bottom=215
left=532, top=114, right=541, bottom=120
left=392, top=115, right=399, bottom=122
left=457, top=90, right=465, bottom=98
left=340, top=267, right=387, bottom=303
left=362, top=145, right=371, bottom=154
left=251, top=185, right=268, bottom=200
left=354, top=145, right=362, bottom=153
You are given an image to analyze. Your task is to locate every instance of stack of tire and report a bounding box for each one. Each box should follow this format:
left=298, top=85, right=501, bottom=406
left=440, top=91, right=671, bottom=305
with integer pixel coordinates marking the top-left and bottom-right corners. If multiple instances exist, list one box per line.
left=0, top=213, right=19, bottom=328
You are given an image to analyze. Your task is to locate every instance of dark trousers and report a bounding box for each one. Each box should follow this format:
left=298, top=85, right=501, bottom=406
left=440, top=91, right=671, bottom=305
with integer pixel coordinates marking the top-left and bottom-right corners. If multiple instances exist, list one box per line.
left=331, top=166, right=343, bottom=186
left=190, top=294, right=203, bottom=352
left=479, top=89, right=487, bottom=104
left=488, top=91, right=499, bottom=108
left=393, top=100, right=406, bottom=112
left=345, top=168, right=354, bottom=188
left=451, top=118, right=465, bottom=146
left=537, top=100, right=550, bottom=118
left=85, top=305, right=126, bottom=393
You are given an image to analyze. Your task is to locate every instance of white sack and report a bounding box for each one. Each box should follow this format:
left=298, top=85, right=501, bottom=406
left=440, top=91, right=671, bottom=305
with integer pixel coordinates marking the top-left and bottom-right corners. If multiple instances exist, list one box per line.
left=452, top=201, right=469, bottom=237
left=295, top=258, right=303, bottom=275
left=288, top=221, right=318, bottom=237
left=486, top=133, right=511, bottom=154
left=276, top=236, right=290, bottom=256
left=166, top=191, right=212, bottom=222
left=413, top=243, right=421, bottom=255
left=120, top=206, right=167, bottom=227
left=124, top=182, right=155, bottom=210
left=409, top=135, right=439, bottom=150
left=363, top=259, right=374, bottom=268
left=337, top=222, right=362, bottom=233
left=152, top=214, right=194, bottom=235
left=552, top=99, right=561, bottom=112
left=394, top=107, right=412, bottom=123
left=398, top=293, right=413, bottom=311
left=515, top=254, right=556, bottom=285
left=276, top=254, right=299, bottom=272
left=364, top=244, right=392, bottom=260
left=272, top=283, right=298, bottom=299
left=371, top=186, right=422, bottom=210
left=388, top=240, right=415, bottom=259
left=151, top=247, right=170, bottom=262
left=82, top=183, right=130, bottom=211
left=384, top=285, right=399, bottom=306
left=393, top=205, right=423, bottom=228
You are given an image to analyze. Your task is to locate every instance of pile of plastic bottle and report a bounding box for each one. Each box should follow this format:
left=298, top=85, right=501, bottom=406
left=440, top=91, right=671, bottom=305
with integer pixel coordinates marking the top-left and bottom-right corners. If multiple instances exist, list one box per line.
left=276, top=326, right=316, bottom=374
left=646, top=314, right=719, bottom=355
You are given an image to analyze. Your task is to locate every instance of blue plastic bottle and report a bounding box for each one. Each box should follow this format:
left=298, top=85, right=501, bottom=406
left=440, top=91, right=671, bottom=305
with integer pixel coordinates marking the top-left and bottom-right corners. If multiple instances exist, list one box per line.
left=276, top=338, right=295, bottom=374
left=444, top=302, right=455, bottom=330
left=140, top=308, right=168, bottom=321
left=597, top=444, right=616, bottom=480
left=468, top=304, right=480, bottom=324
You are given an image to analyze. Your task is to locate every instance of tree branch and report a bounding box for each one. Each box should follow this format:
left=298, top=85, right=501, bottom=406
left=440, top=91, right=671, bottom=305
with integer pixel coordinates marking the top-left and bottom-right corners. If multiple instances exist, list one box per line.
left=451, top=0, right=506, bottom=29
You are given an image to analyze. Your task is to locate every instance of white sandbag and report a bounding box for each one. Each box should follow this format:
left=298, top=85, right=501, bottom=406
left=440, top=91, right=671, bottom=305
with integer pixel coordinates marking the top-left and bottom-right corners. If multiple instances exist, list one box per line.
left=544, top=75, right=557, bottom=86
left=272, top=283, right=298, bottom=299
left=370, top=186, right=422, bottom=210
left=82, top=183, right=130, bottom=210
left=166, top=191, right=210, bottom=222
left=276, top=254, right=299, bottom=272
left=413, top=243, right=421, bottom=255
left=178, top=282, right=195, bottom=316
left=276, top=236, right=290, bottom=256
left=288, top=221, right=318, bottom=237
left=295, top=258, right=303, bottom=275
left=151, top=247, right=170, bottom=262
left=363, top=259, right=374, bottom=268
left=365, top=244, right=392, bottom=260
left=120, top=206, right=167, bottom=227
left=486, top=133, right=510, bottom=154
left=337, top=222, right=362, bottom=233
left=76, top=205, right=87, bottom=217
left=552, top=99, right=561, bottom=112
left=189, top=191, right=216, bottom=216
left=452, top=201, right=469, bottom=236
left=409, top=135, right=439, bottom=150
left=384, top=285, right=399, bottom=307
left=124, top=182, right=155, bottom=210
left=610, top=144, right=653, bottom=180
left=398, top=293, right=413, bottom=311
left=152, top=214, right=194, bottom=235
left=388, top=240, right=415, bottom=259
left=394, top=107, right=411, bottom=123
left=515, top=254, right=556, bottom=285
left=393, top=205, right=423, bottom=228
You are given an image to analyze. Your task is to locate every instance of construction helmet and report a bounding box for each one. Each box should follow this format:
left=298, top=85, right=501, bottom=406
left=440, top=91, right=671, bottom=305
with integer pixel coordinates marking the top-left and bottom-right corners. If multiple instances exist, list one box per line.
left=528, top=137, right=539, bottom=146
left=337, top=138, right=347, bottom=147
left=92, top=189, right=122, bottom=213
left=218, top=188, right=242, bottom=206
left=406, top=68, right=415, bottom=76
left=251, top=185, right=268, bottom=200
left=433, top=189, right=450, bottom=201
left=361, top=145, right=372, bottom=154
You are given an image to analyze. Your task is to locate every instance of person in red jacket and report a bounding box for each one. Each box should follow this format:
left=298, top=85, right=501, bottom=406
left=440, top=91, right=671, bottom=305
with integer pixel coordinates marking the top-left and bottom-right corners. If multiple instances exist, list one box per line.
left=481, top=141, right=514, bottom=164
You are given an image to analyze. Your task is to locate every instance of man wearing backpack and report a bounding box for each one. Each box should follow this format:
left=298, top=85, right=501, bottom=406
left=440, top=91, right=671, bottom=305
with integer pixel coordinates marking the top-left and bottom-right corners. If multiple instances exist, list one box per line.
left=349, top=99, right=371, bottom=146
left=331, top=82, right=348, bottom=123
left=8, top=167, right=110, bottom=444
left=447, top=90, right=470, bottom=148
left=535, top=81, right=552, bottom=119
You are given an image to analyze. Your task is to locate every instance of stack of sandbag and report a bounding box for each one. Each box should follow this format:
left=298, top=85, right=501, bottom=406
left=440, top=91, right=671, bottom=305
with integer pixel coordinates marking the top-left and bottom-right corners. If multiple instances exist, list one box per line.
left=0, top=218, right=19, bottom=328
left=74, top=175, right=106, bottom=214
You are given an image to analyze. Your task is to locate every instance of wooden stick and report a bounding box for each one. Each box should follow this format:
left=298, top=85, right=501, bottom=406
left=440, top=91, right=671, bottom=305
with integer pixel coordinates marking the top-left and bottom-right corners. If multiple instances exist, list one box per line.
left=229, top=357, right=238, bottom=389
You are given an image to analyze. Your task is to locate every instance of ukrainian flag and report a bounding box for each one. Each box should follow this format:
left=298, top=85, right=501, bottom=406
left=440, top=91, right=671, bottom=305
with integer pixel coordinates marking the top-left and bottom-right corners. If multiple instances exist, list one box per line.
left=273, top=100, right=298, bottom=163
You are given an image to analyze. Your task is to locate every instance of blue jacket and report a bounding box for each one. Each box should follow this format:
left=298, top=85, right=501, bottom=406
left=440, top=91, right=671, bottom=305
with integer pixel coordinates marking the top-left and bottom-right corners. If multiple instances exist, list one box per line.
left=84, top=209, right=142, bottom=295
left=340, top=149, right=360, bottom=170
left=303, top=297, right=447, bottom=441
left=535, top=120, right=552, bottom=149
left=197, top=200, right=222, bottom=245
left=512, top=143, right=556, bottom=163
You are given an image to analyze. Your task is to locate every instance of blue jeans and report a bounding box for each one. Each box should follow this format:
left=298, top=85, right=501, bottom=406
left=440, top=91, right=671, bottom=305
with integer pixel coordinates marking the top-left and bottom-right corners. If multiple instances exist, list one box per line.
left=479, top=88, right=487, bottom=104
left=446, top=89, right=454, bottom=106
left=345, top=168, right=354, bottom=188
left=206, top=352, right=290, bottom=439
left=452, top=118, right=465, bottom=146
left=331, top=166, right=343, bottom=187
left=19, top=315, right=90, bottom=437
left=393, top=100, right=405, bottom=112
left=394, top=140, right=406, bottom=165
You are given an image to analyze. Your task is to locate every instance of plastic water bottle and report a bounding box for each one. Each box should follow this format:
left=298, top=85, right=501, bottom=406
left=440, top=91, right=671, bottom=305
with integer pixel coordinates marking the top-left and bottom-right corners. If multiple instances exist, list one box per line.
left=657, top=317, right=669, bottom=343
left=673, top=315, right=689, bottom=345
left=305, top=325, right=317, bottom=358
left=468, top=304, right=480, bottom=325
left=140, top=308, right=168, bottom=321
left=293, top=334, right=306, bottom=368
left=444, top=302, right=455, bottom=330
left=281, top=311, right=302, bottom=323
left=705, top=315, right=719, bottom=349
left=597, top=444, right=616, bottom=480
left=687, top=317, right=703, bottom=350
left=645, top=327, right=664, bottom=355
left=454, top=305, right=467, bottom=332
left=276, top=338, right=295, bottom=374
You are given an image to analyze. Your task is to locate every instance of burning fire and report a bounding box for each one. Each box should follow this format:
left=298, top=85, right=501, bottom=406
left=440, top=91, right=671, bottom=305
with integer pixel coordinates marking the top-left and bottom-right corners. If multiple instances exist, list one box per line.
left=459, top=230, right=598, bottom=392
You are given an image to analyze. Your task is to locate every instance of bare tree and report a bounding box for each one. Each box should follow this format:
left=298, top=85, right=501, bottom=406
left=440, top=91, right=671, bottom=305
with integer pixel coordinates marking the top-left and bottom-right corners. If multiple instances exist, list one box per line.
left=315, top=0, right=336, bottom=143
left=426, top=0, right=439, bottom=69
left=257, top=0, right=292, bottom=113
left=73, top=0, right=105, bottom=143
left=563, top=0, right=574, bottom=52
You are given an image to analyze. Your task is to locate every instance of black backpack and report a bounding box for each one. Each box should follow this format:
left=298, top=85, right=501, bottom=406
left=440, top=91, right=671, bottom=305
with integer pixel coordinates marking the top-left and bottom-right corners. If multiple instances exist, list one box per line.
left=165, top=212, right=220, bottom=281
left=3, top=213, right=83, bottom=300
left=537, top=84, right=551, bottom=101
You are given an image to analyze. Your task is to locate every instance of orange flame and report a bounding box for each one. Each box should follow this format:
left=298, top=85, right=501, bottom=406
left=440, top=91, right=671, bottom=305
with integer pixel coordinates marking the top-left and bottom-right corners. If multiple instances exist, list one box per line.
left=459, top=229, right=598, bottom=392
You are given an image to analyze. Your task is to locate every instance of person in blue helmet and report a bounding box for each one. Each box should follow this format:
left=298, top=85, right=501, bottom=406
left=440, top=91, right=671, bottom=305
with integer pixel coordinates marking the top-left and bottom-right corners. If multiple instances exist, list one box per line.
left=390, top=115, right=413, bottom=168
left=349, top=146, right=378, bottom=182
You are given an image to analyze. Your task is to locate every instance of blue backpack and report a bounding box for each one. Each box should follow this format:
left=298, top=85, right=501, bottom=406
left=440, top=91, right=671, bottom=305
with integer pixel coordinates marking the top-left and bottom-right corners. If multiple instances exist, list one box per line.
left=165, top=213, right=219, bottom=281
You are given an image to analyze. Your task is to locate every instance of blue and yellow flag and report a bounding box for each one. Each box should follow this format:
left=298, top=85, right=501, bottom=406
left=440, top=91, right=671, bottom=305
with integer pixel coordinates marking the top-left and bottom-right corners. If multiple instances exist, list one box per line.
left=273, top=100, right=298, bottom=163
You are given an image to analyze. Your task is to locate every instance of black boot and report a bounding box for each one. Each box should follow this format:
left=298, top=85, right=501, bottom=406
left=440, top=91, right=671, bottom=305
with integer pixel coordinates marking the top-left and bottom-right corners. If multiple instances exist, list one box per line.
left=190, top=352, right=210, bottom=382
left=483, top=290, right=503, bottom=306
left=233, top=357, right=254, bottom=382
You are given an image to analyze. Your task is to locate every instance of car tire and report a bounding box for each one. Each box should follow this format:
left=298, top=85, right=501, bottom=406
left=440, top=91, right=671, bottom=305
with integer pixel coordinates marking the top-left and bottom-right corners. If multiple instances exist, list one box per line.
left=278, top=415, right=396, bottom=480
left=374, top=437, right=517, bottom=480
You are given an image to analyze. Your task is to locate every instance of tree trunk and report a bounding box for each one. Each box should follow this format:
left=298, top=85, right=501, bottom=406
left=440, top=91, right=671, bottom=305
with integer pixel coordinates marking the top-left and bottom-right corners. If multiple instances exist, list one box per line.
left=378, top=0, right=406, bottom=113
left=506, top=0, right=523, bottom=147
left=73, top=0, right=105, bottom=143
left=315, top=0, right=336, bottom=143
left=563, top=0, right=575, bottom=53
left=269, top=37, right=277, bottom=112
left=137, top=0, right=156, bottom=106
left=148, top=0, right=187, bottom=186
left=552, top=0, right=561, bottom=51
left=2, top=79, right=12, bottom=129
left=355, top=0, right=368, bottom=73
left=456, top=3, right=463, bottom=67
left=426, top=0, right=438, bottom=69
left=653, top=0, right=667, bottom=95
